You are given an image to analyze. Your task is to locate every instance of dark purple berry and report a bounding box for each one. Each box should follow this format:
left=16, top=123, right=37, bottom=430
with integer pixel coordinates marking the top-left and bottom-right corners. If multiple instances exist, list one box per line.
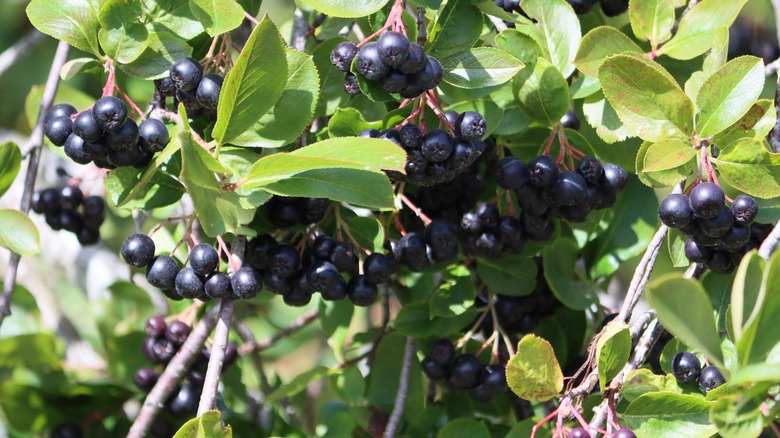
left=671, top=351, right=701, bottom=384
left=189, top=243, right=218, bottom=276
left=377, top=31, right=410, bottom=67
left=454, top=111, right=486, bottom=141
left=122, top=233, right=155, bottom=267
left=138, top=118, right=170, bottom=153
left=165, top=320, right=191, bottom=346
left=195, top=74, right=223, bottom=109
left=231, top=267, right=262, bottom=299
left=45, top=116, right=73, bottom=146
left=170, top=58, right=203, bottom=92
left=145, top=316, right=167, bottom=339
left=659, top=194, right=694, bottom=229
left=146, top=255, right=180, bottom=290
left=698, top=366, right=725, bottom=393
left=330, top=41, right=358, bottom=72
left=689, top=182, right=724, bottom=219
left=732, top=195, right=758, bottom=226
left=73, top=110, right=102, bottom=143
left=346, top=275, right=378, bottom=306
left=355, top=43, right=390, bottom=80
left=92, top=96, right=128, bottom=132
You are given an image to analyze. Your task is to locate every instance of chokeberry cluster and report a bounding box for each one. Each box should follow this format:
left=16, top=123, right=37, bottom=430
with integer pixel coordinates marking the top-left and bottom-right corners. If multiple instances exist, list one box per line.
left=365, top=110, right=488, bottom=186
left=565, top=0, right=628, bottom=16
left=659, top=183, right=760, bottom=273
left=670, top=351, right=726, bottom=394
left=331, top=31, right=442, bottom=98
left=496, top=155, right=627, bottom=238
left=263, top=196, right=330, bottom=229
left=460, top=202, right=525, bottom=257
left=121, top=234, right=263, bottom=301
left=135, top=317, right=237, bottom=420
left=420, top=339, right=508, bottom=403
left=156, top=58, right=223, bottom=121
left=404, top=166, right=485, bottom=229
left=43, top=99, right=170, bottom=169
left=31, top=184, right=104, bottom=245
left=386, top=218, right=460, bottom=272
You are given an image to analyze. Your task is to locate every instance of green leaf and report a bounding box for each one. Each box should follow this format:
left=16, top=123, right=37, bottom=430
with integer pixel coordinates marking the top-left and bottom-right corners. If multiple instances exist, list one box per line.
left=582, top=91, right=635, bottom=144
left=143, top=0, right=204, bottom=40
left=425, top=0, right=483, bottom=59
left=709, top=395, right=764, bottom=438
left=229, top=48, right=320, bottom=148
left=713, top=138, right=780, bottom=199
left=646, top=272, right=725, bottom=368
left=98, top=0, right=149, bottom=64
left=628, top=0, right=678, bottom=47
left=596, top=322, right=631, bottom=389
left=261, top=168, right=396, bottom=209
left=0, top=210, right=39, bottom=256
left=188, top=0, right=244, bottom=36
left=26, top=0, right=100, bottom=55
left=213, top=16, right=288, bottom=146
left=666, top=228, right=690, bottom=268
left=714, top=99, right=776, bottom=145
left=636, top=140, right=697, bottom=187
left=475, top=255, right=537, bottom=297
left=60, top=57, right=101, bottom=80
left=574, top=26, right=643, bottom=77
left=736, top=251, right=780, bottom=365
left=440, top=48, right=524, bottom=89
left=506, top=334, right=564, bottom=402
left=313, top=37, right=349, bottom=117
left=0, top=333, right=60, bottom=370
left=430, top=265, right=475, bottom=318
left=696, top=56, right=765, bottom=138
left=730, top=251, right=765, bottom=343
left=494, top=29, right=544, bottom=66
left=702, top=271, right=732, bottom=333
left=120, top=30, right=192, bottom=80
left=516, top=57, right=570, bottom=126
left=435, top=418, right=490, bottom=438
left=599, top=53, right=695, bottom=142
left=327, top=108, right=382, bottom=138
left=543, top=238, right=598, bottom=310
left=173, top=410, right=232, bottom=438
left=267, top=366, right=335, bottom=402
left=92, top=281, right=155, bottom=339
left=622, top=369, right=681, bottom=403
left=346, top=216, right=384, bottom=253
left=446, top=100, right=504, bottom=138
left=242, top=137, right=406, bottom=189
left=659, top=0, right=747, bottom=60
left=520, top=0, right=581, bottom=77
left=394, top=302, right=435, bottom=338
left=622, top=393, right=717, bottom=438
left=298, top=0, right=390, bottom=18
left=0, top=142, right=21, bottom=198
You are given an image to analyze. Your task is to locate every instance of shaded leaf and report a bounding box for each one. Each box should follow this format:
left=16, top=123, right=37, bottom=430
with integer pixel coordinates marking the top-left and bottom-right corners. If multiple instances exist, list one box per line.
left=0, top=142, right=21, bottom=198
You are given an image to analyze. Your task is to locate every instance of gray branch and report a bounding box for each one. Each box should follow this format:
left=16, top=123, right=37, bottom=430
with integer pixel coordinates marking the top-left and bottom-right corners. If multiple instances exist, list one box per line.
left=384, top=337, right=417, bottom=438
left=0, top=30, right=46, bottom=79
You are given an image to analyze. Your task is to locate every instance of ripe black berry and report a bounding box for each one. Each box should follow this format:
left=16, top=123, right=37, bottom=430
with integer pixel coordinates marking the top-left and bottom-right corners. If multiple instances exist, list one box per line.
left=379, top=129, right=402, bottom=146
left=331, top=242, right=358, bottom=273
left=105, top=118, right=139, bottom=151
left=73, top=110, right=102, bottom=143
left=706, top=251, right=734, bottom=274
left=528, top=155, right=559, bottom=187
left=145, top=316, right=167, bottom=339
left=195, top=73, right=223, bottom=109
left=170, top=58, right=203, bottom=92
left=343, top=73, right=361, bottom=96
left=51, top=424, right=83, bottom=438
left=399, top=42, right=427, bottom=74
left=413, top=56, right=443, bottom=90
left=122, top=233, right=155, bottom=267
left=454, top=111, right=486, bottom=141
left=671, top=351, right=701, bottom=384
left=84, top=141, right=109, bottom=160
left=330, top=41, right=358, bottom=72
left=698, top=366, right=725, bottom=393
left=165, top=320, right=191, bottom=346
left=612, top=429, right=637, bottom=438
left=64, top=134, right=92, bottom=164
left=134, top=367, right=158, bottom=391
left=684, top=239, right=711, bottom=263
left=271, top=244, right=300, bottom=278
left=363, top=253, right=392, bottom=284
left=264, top=272, right=293, bottom=295
left=601, top=0, right=629, bottom=16
left=400, top=232, right=427, bottom=264
left=421, top=129, right=454, bottom=162
left=552, top=171, right=587, bottom=207
left=320, top=276, right=347, bottom=301
left=247, top=234, right=278, bottom=269
left=156, top=77, right=176, bottom=97
left=425, top=220, right=458, bottom=253
left=284, top=271, right=314, bottom=306
left=561, top=109, right=581, bottom=129
left=689, top=182, right=724, bottom=219
left=355, top=43, right=390, bottom=80
left=189, top=243, right=218, bottom=276
left=45, top=116, right=73, bottom=146
left=698, top=207, right=734, bottom=238
left=45, top=103, right=77, bottom=125
left=92, top=96, right=128, bottom=132
left=175, top=267, right=205, bottom=299
left=380, top=70, right=408, bottom=93
left=429, top=339, right=455, bottom=365
left=377, top=31, right=410, bottom=67
left=448, top=354, right=482, bottom=389
left=146, top=255, right=180, bottom=290
left=346, top=275, right=378, bottom=306
left=307, top=260, right=341, bottom=291
left=481, top=364, right=508, bottom=396
left=576, top=156, right=603, bottom=184
left=138, top=119, right=170, bottom=153
left=732, top=195, right=758, bottom=226
left=231, top=267, right=262, bottom=299
left=421, top=357, right=447, bottom=380
left=399, top=123, right=423, bottom=148
left=720, top=224, right=750, bottom=250
left=170, top=384, right=198, bottom=417
left=601, top=163, right=628, bottom=194
left=569, top=428, right=591, bottom=438
left=659, top=194, right=694, bottom=229
left=495, top=157, right=528, bottom=190
left=204, top=272, right=232, bottom=299
left=60, top=185, right=83, bottom=210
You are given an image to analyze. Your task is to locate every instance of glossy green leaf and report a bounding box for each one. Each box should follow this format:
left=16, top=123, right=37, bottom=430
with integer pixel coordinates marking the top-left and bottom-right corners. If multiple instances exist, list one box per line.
left=106, top=166, right=186, bottom=210
left=0, top=210, right=39, bottom=256
left=98, top=0, right=149, bottom=64
left=736, top=251, right=780, bottom=365
left=394, top=302, right=436, bottom=338
left=327, top=108, right=382, bottom=138
left=516, top=57, right=570, bottom=126
left=143, top=0, right=204, bottom=40
left=188, top=0, right=244, bottom=36
left=636, top=140, right=697, bottom=188
left=425, top=0, right=483, bottom=59
left=710, top=395, right=764, bottom=438
left=599, top=53, right=694, bottom=142
left=475, top=255, right=537, bottom=297
left=628, top=0, right=678, bottom=47
left=506, top=334, right=563, bottom=402
left=261, top=168, right=395, bottom=209
left=27, top=0, right=100, bottom=55
left=267, top=366, right=335, bottom=402
left=213, top=16, right=288, bottom=145
left=229, top=48, right=320, bottom=148
left=430, top=265, right=475, bottom=318
left=440, top=48, right=524, bottom=89
left=174, top=410, right=232, bottom=437
left=622, top=393, right=716, bottom=438
left=730, top=251, right=765, bottom=342
left=544, top=238, right=598, bottom=310
left=298, top=0, right=390, bottom=18
left=59, top=57, right=101, bottom=80
left=582, top=91, right=635, bottom=144
left=520, top=0, right=581, bottom=77
left=243, top=137, right=406, bottom=189
left=666, top=228, right=689, bottom=268
left=313, top=37, right=349, bottom=117
left=696, top=56, right=765, bottom=138
left=621, top=369, right=680, bottom=403
left=596, top=322, right=631, bottom=389
left=713, top=138, right=780, bottom=199
left=714, top=99, right=776, bottom=145
left=494, top=29, right=544, bottom=66
left=0, top=142, right=21, bottom=198
left=346, top=216, right=384, bottom=253
left=702, top=272, right=732, bottom=332
left=574, top=26, right=643, bottom=77
left=120, top=30, right=192, bottom=80
left=646, top=273, right=725, bottom=368
left=659, top=0, right=747, bottom=60
left=435, top=418, right=490, bottom=438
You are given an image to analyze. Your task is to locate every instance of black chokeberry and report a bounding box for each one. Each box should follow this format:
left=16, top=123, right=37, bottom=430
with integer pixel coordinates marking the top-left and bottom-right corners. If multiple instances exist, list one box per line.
left=93, top=96, right=128, bottom=132
left=477, top=202, right=499, bottom=228
left=421, top=357, right=447, bottom=380
left=380, top=70, right=408, bottom=93
left=195, top=74, right=223, bottom=109
left=77, top=227, right=100, bottom=245
left=699, top=207, right=734, bottom=238
left=552, top=171, right=587, bottom=207
left=684, top=239, right=711, bottom=263
left=413, top=56, right=443, bottom=90
left=134, top=367, right=158, bottom=391
left=307, top=260, right=341, bottom=291
left=400, top=232, right=427, bottom=264
left=145, top=316, right=167, bottom=339
left=331, top=242, right=358, bottom=273
left=363, top=253, right=392, bottom=284
left=175, top=267, right=205, bottom=299
left=355, top=43, right=390, bottom=80
left=481, top=364, right=507, bottom=396
left=83, top=195, right=105, bottom=220
left=45, top=116, right=73, bottom=146
left=601, top=0, right=629, bottom=16
left=343, top=73, right=361, bottom=96
left=231, top=267, right=262, bottom=299
left=108, top=145, right=145, bottom=168
left=170, top=384, right=198, bottom=417
left=122, top=233, right=155, bottom=267
left=698, top=366, right=725, bottom=393
left=561, top=109, right=581, bottom=129
left=495, top=156, right=528, bottom=190
left=165, top=320, right=191, bottom=346
left=569, top=428, right=591, bottom=438
left=270, top=244, right=300, bottom=278
left=84, top=141, right=109, bottom=160
left=377, top=31, right=410, bottom=67
left=263, top=272, right=292, bottom=295
left=379, top=128, right=402, bottom=146
left=330, top=41, right=358, bottom=72
left=60, top=185, right=83, bottom=210
left=421, top=129, right=454, bottom=162
left=63, top=134, right=92, bottom=165
left=601, top=163, right=628, bottom=194
left=59, top=210, right=83, bottom=233
left=732, top=195, right=758, bottom=226
left=189, top=243, right=218, bottom=276
left=204, top=272, right=232, bottom=299
left=448, top=354, right=482, bottom=389
left=73, top=110, right=102, bottom=143
left=105, top=118, right=139, bottom=151
left=454, top=111, right=486, bottom=141
left=170, top=58, right=203, bottom=92
left=346, top=275, right=378, bottom=306
left=284, top=271, right=314, bottom=306
left=449, top=140, right=477, bottom=170
left=399, top=42, right=427, bottom=74
left=689, top=182, right=724, bottom=219
left=612, top=430, right=637, bottom=438
left=302, top=198, right=329, bottom=224
left=146, top=255, right=180, bottom=290
left=429, top=339, right=455, bottom=365
left=156, top=77, right=176, bottom=97
left=400, top=124, right=423, bottom=148
left=51, top=424, right=83, bottom=438
left=425, top=220, right=458, bottom=253
left=141, top=337, right=158, bottom=363
left=138, top=119, right=170, bottom=153
left=707, top=251, right=734, bottom=274
left=671, top=351, right=701, bottom=384
left=45, top=103, right=77, bottom=125
left=720, top=224, right=750, bottom=250
left=576, top=156, right=603, bottom=184
left=659, top=194, right=694, bottom=229
left=320, top=276, right=347, bottom=301
left=247, top=234, right=278, bottom=270
left=528, top=155, right=559, bottom=187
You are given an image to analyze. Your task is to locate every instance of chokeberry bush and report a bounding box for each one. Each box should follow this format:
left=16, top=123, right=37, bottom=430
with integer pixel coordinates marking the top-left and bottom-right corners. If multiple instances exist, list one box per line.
left=1, top=0, right=780, bottom=437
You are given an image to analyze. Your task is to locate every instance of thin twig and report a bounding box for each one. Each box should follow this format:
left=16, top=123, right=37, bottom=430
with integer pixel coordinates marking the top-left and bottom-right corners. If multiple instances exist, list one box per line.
left=759, top=220, right=780, bottom=259
left=291, top=8, right=309, bottom=52
left=197, top=236, right=245, bottom=416
left=0, top=40, right=70, bottom=331
left=128, top=305, right=221, bottom=438
left=0, top=30, right=46, bottom=79
left=672, top=0, right=700, bottom=34
left=769, top=75, right=780, bottom=153
left=487, top=15, right=509, bottom=33
left=384, top=337, right=417, bottom=438
left=237, top=308, right=320, bottom=355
